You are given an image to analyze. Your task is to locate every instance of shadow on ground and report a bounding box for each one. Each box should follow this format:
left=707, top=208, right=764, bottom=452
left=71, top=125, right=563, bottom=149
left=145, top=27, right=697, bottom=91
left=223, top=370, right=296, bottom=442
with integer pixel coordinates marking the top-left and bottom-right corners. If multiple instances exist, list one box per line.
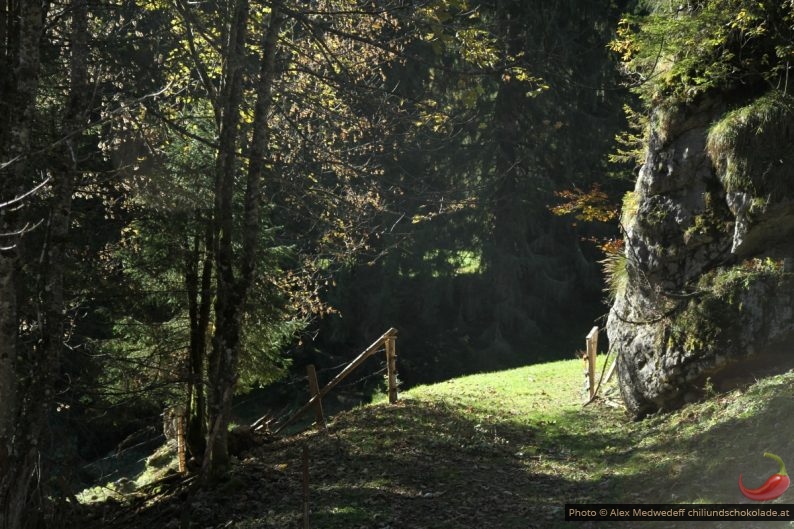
left=75, top=374, right=794, bottom=529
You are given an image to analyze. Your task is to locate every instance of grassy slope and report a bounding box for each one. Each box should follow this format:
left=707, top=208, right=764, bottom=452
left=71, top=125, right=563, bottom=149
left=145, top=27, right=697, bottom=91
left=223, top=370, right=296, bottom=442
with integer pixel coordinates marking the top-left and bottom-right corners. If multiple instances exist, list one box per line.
left=88, top=358, right=794, bottom=529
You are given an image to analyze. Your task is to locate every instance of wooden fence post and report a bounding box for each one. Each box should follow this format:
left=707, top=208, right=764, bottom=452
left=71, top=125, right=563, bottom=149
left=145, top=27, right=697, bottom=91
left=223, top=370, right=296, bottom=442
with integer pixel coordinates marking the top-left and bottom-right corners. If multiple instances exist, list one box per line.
left=176, top=409, right=186, bottom=473
left=386, top=335, right=398, bottom=404
left=584, top=326, right=598, bottom=402
left=274, top=328, right=398, bottom=434
left=303, top=445, right=310, bottom=529
left=306, top=364, right=326, bottom=430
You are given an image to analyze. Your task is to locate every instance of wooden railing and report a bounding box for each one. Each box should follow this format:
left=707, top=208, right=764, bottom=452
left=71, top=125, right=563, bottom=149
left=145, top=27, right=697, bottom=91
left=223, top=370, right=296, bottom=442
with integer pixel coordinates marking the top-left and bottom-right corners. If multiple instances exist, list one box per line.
left=271, top=327, right=398, bottom=434
left=581, top=325, right=617, bottom=404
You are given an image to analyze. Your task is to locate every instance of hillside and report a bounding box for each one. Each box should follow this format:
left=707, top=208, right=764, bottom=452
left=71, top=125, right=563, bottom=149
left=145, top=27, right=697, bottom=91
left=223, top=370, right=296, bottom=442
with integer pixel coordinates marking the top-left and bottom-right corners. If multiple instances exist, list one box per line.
left=80, top=358, right=794, bottom=529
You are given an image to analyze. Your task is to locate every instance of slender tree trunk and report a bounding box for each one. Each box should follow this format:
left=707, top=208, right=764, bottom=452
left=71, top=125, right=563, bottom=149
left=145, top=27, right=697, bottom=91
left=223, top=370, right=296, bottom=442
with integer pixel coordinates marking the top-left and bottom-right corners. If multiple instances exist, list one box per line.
left=0, top=1, right=45, bottom=527
left=185, top=229, right=200, bottom=455
left=195, top=221, right=213, bottom=445
left=0, top=0, right=19, bottom=502
left=0, top=256, right=18, bottom=525
left=205, top=0, right=283, bottom=481
left=185, top=216, right=212, bottom=459
left=28, top=0, right=87, bottom=524
left=42, top=0, right=88, bottom=396
left=205, top=0, right=250, bottom=481
left=239, top=1, right=282, bottom=289
left=0, top=0, right=13, bottom=150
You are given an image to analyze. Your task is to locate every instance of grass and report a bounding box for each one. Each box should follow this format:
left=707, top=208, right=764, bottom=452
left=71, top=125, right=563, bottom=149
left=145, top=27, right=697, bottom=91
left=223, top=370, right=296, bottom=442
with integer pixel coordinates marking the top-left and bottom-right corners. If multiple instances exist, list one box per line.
left=707, top=91, right=794, bottom=195
left=422, top=248, right=482, bottom=276
left=77, top=442, right=180, bottom=504
left=600, top=250, right=629, bottom=303
left=83, top=357, right=794, bottom=529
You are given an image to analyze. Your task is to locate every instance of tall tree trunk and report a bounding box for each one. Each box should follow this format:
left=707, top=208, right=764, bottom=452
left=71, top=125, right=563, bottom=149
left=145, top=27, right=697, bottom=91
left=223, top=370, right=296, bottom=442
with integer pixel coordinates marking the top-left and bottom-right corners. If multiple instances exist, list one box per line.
left=204, top=0, right=250, bottom=481
left=204, top=0, right=283, bottom=481
left=0, top=0, right=14, bottom=150
left=0, top=256, right=19, bottom=528
left=26, top=0, right=87, bottom=524
left=184, top=229, right=199, bottom=449
left=239, top=1, right=282, bottom=289
left=43, top=0, right=88, bottom=398
left=185, top=216, right=212, bottom=459
left=0, top=1, right=45, bottom=527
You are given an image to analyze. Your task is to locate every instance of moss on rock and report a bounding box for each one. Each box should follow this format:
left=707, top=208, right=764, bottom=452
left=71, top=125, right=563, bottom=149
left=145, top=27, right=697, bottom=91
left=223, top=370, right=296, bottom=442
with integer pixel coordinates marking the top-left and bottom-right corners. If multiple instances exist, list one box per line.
left=707, top=92, right=794, bottom=196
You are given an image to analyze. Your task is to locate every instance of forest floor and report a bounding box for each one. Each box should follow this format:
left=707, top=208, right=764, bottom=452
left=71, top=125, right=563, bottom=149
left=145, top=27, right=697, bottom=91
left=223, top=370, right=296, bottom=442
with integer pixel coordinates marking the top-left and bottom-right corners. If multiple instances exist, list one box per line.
left=78, top=358, right=794, bottom=529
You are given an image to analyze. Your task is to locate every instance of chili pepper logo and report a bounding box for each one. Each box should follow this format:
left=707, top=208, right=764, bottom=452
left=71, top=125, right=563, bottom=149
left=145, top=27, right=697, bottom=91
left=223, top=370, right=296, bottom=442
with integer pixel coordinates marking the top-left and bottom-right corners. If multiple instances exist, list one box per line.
left=739, top=452, right=790, bottom=501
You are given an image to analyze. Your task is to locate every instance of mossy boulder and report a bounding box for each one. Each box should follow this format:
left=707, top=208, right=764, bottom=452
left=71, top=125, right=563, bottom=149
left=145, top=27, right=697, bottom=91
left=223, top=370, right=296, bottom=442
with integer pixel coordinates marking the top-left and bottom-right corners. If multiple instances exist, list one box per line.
left=609, top=92, right=794, bottom=417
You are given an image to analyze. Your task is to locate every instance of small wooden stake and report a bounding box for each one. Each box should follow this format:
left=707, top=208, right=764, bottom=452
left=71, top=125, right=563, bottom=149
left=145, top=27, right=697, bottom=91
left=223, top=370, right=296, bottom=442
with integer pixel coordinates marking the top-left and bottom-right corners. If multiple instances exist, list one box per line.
left=605, top=358, right=618, bottom=383
left=585, top=326, right=599, bottom=401
left=386, top=336, right=398, bottom=404
left=303, top=445, right=309, bottom=529
left=306, top=364, right=326, bottom=430
left=176, top=411, right=186, bottom=473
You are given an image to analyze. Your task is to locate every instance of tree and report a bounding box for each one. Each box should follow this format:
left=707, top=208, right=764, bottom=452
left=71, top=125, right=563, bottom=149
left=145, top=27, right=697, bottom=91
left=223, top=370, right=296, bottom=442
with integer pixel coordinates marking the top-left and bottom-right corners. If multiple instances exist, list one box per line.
left=203, top=0, right=285, bottom=479
left=198, top=0, right=413, bottom=478
left=100, top=0, right=416, bottom=478
left=612, top=0, right=794, bottom=106
left=0, top=1, right=47, bottom=526
left=317, top=0, right=632, bottom=382
left=0, top=0, right=91, bottom=526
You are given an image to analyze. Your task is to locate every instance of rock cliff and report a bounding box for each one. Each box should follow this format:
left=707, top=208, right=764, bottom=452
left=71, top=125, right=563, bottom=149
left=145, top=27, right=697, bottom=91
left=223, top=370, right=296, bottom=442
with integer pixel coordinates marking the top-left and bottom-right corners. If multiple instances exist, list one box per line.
left=608, top=92, right=794, bottom=417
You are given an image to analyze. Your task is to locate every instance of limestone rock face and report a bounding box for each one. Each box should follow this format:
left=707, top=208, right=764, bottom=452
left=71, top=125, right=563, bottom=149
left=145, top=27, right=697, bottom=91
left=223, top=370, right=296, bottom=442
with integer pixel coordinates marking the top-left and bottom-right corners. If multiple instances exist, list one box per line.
left=608, top=94, right=794, bottom=417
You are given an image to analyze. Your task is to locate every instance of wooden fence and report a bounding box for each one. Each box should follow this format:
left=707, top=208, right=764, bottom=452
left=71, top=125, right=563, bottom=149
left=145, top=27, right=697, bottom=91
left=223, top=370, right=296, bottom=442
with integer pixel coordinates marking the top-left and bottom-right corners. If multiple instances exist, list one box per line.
left=272, top=327, right=399, bottom=434
left=581, top=325, right=618, bottom=404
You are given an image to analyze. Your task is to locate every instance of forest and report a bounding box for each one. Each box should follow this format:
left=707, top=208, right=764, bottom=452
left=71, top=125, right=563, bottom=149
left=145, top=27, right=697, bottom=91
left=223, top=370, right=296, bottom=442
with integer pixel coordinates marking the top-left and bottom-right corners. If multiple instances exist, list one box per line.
left=2, top=0, right=794, bottom=528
